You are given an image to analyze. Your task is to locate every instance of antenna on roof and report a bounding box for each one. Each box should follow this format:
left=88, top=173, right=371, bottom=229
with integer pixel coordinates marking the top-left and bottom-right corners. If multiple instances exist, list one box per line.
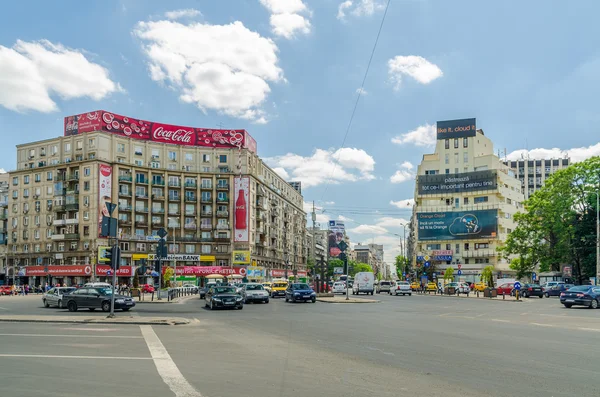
left=217, top=122, right=225, bottom=129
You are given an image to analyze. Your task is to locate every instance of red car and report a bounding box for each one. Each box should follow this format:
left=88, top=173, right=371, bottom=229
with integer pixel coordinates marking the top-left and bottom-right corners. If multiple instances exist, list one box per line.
left=496, top=283, right=515, bottom=295
left=0, top=285, right=12, bottom=295
left=141, top=284, right=155, bottom=293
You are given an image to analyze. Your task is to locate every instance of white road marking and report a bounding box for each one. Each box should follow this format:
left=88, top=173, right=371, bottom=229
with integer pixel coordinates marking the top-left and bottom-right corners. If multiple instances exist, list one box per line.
left=0, top=354, right=151, bottom=360
left=61, top=327, right=122, bottom=331
left=491, top=319, right=511, bottom=323
left=578, top=327, right=600, bottom=332
left=0, top=307, right=8, bottom=310
left=520, top=312, right=529, bottom=316
left=140, top=325, right=202, bottom=397
left=0, top=333, right=142, bottom=339
left=530, top=322, right=554, bottom=327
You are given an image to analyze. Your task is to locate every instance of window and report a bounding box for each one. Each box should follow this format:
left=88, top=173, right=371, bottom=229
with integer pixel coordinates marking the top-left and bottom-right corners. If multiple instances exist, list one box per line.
left=168, top=151, right=177, bottom=161
left=64, top=143, right=71, bottom=152
left=84, top=181, right=90, bottom=191
left=445, top=139, right=449, bottom=149
left=169, top=190, right=179, bottom=200
left=507, top=228, right=512, bottom=233
left=475, top=243, right=489, bottom=249
left=50, top=145, right=58, bottom=155
left=117, top=143, right=125, bottom=153
left=84, top=226, right=89, bottom=235
left=168, top=176, right=180, bottom=187
left=151, top=149, right=160, bottom=158
left=12, top=177, right=18, bottom=186
left=23, top=189, right=29, bottom=198
left=40, top=147, right=46, bottom=156
left=24, top=175, right=30, bottom=184
left=12, top=190, right=18, bottom=199
left=445, top=169, right=449, bottom=174
left=454, top=138, right=458, bottom=149
left=169, top=244, right=179, bottom=253
left=150, top=161, right=160, bottom=168
left=474, top=196, right=488, bottom=203
left=168, top=164, right=176, bottom=170
left=201, top=245, right=211, bottom=254
left=463, top=152, right=469, bottom=163
left=202, top=154, right=210, bottom=163
left=464, top=243, right=469, bottom=250
left=463, top=137, right=468, bottom=148
left=219, top=155, right=227, bottom=163
left=34, top=173, right=41, bottom=182
left=455, top=243, right=460, bottom=254
left=120, top=242, right=130, bottom=251
left=76, top=141, right=83, bottom=150
left=84, top=167, right=90, bottom=177
left=134, top=146, right=143, bottom=156
left=202, top=191, right=212, bottom=201
left=185, top=244, right=195, bottom=254
left=454, top=153, right=459, bottom=163
left=444, top=153, right=449, bottom=164
left=185, top=153, right=193, bottom=161
left=464, top=197, right=469, bottom=205
left=83, top=211, right=89, bottom=220
left=46, top=171, right=53, bottom=181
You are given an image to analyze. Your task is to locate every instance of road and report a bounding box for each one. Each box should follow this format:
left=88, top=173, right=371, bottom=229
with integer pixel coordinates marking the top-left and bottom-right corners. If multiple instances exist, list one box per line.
left=0, top=293, right=599, bottom=396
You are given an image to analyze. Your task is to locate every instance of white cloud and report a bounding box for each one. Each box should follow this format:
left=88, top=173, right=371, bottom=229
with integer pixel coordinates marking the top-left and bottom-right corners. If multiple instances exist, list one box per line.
left=260, top=0, right=311, bottom=39
left=376, top=217, right=410, bottom=228
left=350, top=224, right=388, bottom=234
left=337, top=0, right=384, bottom=20
left=338, top=215, right=353, bottom=222
left=324, top=201, right=335, bottom=205
left=391, top=123, right=436, bottom=147
left=0, top=168, right=6, bottom=173
left=390, top=160, right=415, bottom=184
left=272, top=167, right=290, bottom=180
left=164, top=9, right=202, bottom=20
left=264, top=147, right=376, bottom=188
left=134, top=19, right=283, bottom=123
left=388, top=55, right=443, bottom=89
left=400, top=161, right=413, bottom=170
left=390, top=198, right=415, bottom=209
left=356, top=87, right=368, bottom=96
left=0, top=39, right=121, bottom=113
left=506, top=143, right=600, bottom=163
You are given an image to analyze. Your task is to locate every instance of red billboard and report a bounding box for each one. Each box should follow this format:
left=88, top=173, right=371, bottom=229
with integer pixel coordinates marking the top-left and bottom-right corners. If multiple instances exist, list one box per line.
left=162, top=266, right=247, bottom=277
left=64, top=110, right=257, bottom=153
left=271, top=269, right=307, bottom=278
left=96, top=265, right=133, bottom=277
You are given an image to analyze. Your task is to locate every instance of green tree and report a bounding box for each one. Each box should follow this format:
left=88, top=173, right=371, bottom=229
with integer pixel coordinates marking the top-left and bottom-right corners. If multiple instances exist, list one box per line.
left=349, top=263, right=373, bottom=277
left=443, top=267, right=454, bottom=281
left=394, top=255, right=410, bottom=279
left=163, top=267, right=174, bottom=288
left=481, top=265, right=494, bottom=288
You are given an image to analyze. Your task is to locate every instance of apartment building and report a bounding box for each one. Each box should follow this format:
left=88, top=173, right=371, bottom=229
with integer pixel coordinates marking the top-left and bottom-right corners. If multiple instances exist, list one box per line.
left=413, top=118, right=525, bottom=282
left=8, top=110, right=306, bottom=285
left=353, top=243, right=384, bottom=276
left=0, top=173, right=9, bottom=283
left=502, top=158, right=570, bottom=199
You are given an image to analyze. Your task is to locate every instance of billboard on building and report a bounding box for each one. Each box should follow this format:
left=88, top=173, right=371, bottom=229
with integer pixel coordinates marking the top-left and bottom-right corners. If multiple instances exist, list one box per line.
left=232, top=251, right=251, bottom=264
left=417, top=210, right=498, bottom=241
left=98, top=164, right=113, bottom=237
left=436, top=118, right=476, bottom=140
left=328, top=220, right=346, bottom=258
left=64, top=110, right=257, bottom=153
left=234, top=177, right=249, bottom=243
left=418, top=170, right=498, bottom=195
left=98, top=246, right=111, bottom=263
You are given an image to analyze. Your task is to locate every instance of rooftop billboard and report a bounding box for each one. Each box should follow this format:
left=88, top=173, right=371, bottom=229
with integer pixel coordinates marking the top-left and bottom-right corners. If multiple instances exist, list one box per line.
left=64, top=110, right=257, bottom=153
left=418, top=170, right=498, bottom=195
left=417, top=210, right=498, bottom=241
left=436, top=118, right=476, bottom=140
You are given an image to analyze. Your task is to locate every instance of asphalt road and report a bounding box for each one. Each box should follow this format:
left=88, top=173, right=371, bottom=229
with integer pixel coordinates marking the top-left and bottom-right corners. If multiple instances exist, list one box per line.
left=1, top=293, right=599, bottom=397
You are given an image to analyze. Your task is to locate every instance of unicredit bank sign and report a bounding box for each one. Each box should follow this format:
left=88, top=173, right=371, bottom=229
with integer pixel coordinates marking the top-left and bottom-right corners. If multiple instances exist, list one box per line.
left=64, top=110, right=257, bottom=153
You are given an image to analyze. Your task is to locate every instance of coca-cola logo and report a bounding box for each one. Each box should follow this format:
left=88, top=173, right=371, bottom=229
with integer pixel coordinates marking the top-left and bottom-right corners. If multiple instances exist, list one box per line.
left=153, top=127, right=194, bottom=143
left=100, top=165, right=112, bottom=177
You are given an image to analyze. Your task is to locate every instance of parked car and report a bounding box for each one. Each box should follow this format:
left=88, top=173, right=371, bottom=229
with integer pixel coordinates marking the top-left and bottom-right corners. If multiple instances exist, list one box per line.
left=352, top=272, right=375, bottom=295
left=242, top=283, right=269, bottom=304
left=285, top=283, right=317, bottom=303
left=42, top=287, right=76, bottom=308
left=332, top=281, right=347, bottom=294
left=377, top=281, right=393, bottom=294
left=496, top=283, right=515, bottom=295
left=0, top=285, right=12, bottom=295
left=473, top=282, right=487, bottom=292
left=83, top=282, right=112, bottom=288
left=63, top=287, right=135, bottom=312
left=391, top=281, right=412, bottom=296
left=545, top=283, right=572, bottom=297
left=141, top=284, right=155, bottom=293
left=511, top=283, right=543, bottom=298
left=560, top=285, right=600, bottom=308
left=271, top=281, right=289, bottom=298
left=542, top=281, right=563, bottom=291
left=426, top=282, right=438, bottom=292
left=262, top=282, right=272, bottom=293
left=205, top=285, right=244, bottom=310
left=182, top=283, right=198, bottom=293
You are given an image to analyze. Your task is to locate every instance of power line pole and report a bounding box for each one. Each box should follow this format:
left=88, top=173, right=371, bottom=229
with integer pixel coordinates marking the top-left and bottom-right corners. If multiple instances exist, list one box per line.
left=311, top=201, right=316, bottom=270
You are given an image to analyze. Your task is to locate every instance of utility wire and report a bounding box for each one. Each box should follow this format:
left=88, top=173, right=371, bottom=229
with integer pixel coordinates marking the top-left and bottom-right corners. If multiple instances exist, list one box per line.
left=319, top=0, right=391, bottom=202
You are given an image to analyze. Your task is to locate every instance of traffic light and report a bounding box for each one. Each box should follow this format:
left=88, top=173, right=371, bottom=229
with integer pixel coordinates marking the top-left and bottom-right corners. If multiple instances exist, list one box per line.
left=156, top=239, right=167, bottom=258
left=106, top=245, right=121, bottom=270
left=154, top=260, right=162, bottom=273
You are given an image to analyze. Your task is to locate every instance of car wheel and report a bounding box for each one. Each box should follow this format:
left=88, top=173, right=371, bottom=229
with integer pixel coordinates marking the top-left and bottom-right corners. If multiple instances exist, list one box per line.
left=539, top=295, right=543, bottom=298
left=371, top=291, right=374, bottom=295
left=88, top=308, right=96, bottom=311
left=311, top=297, right=316, bottom=303
left=563, top=303, right=572, bottom=308
left=122, top=308, right=130, bottom=311
left=409, top=293, right=412, bottom=296
left=591, top=299, right=598, bottom=309
left=291, top=296, right=296, bottom=303
left=238, top=305, right=244, bottom=310
left=204, top=300, right=209, bottom=308
left=67, top=301, right=77, bottom=312
left=101, top=301, right=111, bottom=312
left=545, top=292, right=549, bottom=298
left=43, top=299, right=49, bottom=308
left=265, top=299, right=269, bottom=304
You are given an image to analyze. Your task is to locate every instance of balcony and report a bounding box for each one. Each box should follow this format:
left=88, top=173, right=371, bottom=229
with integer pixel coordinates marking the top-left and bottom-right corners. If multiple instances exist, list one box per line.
left=135, top=192, right=149, bottom=199
left=216, top=184, right=229, bottom=190
left=216, top=210, right=229, bottom=217
left=151, top=219, right=163, bottom=226
left=0, top=213, right=7, bottom=220
left=119, top=191, right=132, bottom=197
left=135, top=220, right=148, bottom=227
left=185, top=196, right=197, bottom=202
left=184, top=224, right=197, bottom=230
left=168, top=181, right=181, bottom=187
left=216, top=224, right=230, bottom=230
left=66, top=174, right=79, bottom=181
left=54, top=189, right=66, bottom=197
left=152, top=180, right=165, bottom=186
left=120, top=205, right=132, bottom=212
left=202, top=210, right=213, bottom=216
left=201, top=184, right=212, bottom=190
left=65, top=204, right=79, bottom=211
left=53, top=204, right=66, bottom=212
left=200, top=224, right=212, bottom=230
left=217, top=197, right=229, bottom=203
left=152, top=208, right=165, bottom=214
left=151, top=194, right=164, bottom=200
left=201, top=197, right=212, bottom=203
left=214, top=237, right=230, bottom=243
left=136, top=178, right=149, bottom=185
left=184, top=211, right=196, bottom=216
left=168, top=196, right=180, bottom=202
left=256, top=200, right=266, bottom=210
left=51, top=234, right=65, bottom=240
left=200, top=237, right=213, bottom=242
left=120, top=219, right=132, bottom=225
left=168, top=211, right=180, bottom=216
left=184, top=182, right=197, bottom=189
left=65, top=218, right=79, bottom=225
left=119, top=175, right=132, bottom=182
left=135, top=207, right=149, bottom=213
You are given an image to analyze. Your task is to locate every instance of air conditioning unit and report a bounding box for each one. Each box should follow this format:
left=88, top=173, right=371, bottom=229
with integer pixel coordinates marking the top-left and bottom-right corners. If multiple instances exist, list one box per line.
left=83, top=242, right=89, bottom=249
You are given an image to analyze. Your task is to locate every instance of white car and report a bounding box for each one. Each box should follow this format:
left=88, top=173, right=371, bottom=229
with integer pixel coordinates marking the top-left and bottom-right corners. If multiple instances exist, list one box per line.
left=241, top=283, right=269, bottom=303
left=42, top=287, right=77, bottom=308
left=333, top=281, right=347, bottom=294
left=390, top=281, right=411, bottom=296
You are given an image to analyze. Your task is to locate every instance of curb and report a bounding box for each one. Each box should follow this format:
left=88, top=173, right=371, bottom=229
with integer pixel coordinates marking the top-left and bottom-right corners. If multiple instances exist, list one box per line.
left=0, top=317, right=190, bottom=326
left=316, top=298, right=380, bottom=304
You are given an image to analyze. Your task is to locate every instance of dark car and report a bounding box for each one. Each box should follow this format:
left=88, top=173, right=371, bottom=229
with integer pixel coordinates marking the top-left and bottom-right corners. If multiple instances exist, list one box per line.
left=63, top=287, right=135, bottom=312
left=511, top=283, right=544, bottom=298
left=205, top=285, right=243, bottom=310
left=560, top=285, right=600, bottom=308
left=545, top=283, right=573, bottom=297
left=285, top=283, right=317, bottom=303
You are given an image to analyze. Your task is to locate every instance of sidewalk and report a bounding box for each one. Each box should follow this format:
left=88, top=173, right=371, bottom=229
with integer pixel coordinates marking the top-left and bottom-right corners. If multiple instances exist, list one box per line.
left=317, top=296, right=380, bottom=303
left=0, top=314, right=190, bottom=325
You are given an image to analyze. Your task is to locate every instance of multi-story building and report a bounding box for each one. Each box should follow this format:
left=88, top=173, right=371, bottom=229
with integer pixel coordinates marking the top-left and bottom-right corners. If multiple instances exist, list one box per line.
left=353, top=243, right=384, bottom=276
left=502, top=157, right=570, bottom=199
left=412, top=119, right=525, bottom=282
left=8, top=110, right=306, bottom=286
left=0, top=173, right=9, bottom=283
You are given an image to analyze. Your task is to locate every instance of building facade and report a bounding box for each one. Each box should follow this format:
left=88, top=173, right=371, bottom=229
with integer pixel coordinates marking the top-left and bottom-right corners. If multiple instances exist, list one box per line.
left=502, top=158, right=570, bottom=199
left=0, top=173, right=9, bottom=283
left=413, top=119, right=525, bottom=282
left=353, top=243, right=385, bottom=276
left=8, top=110, right=306, bottom=286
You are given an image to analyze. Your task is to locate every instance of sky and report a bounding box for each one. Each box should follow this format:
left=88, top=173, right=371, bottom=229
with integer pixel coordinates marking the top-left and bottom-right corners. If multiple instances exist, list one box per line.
left=1, top=0, right=600, bottom=266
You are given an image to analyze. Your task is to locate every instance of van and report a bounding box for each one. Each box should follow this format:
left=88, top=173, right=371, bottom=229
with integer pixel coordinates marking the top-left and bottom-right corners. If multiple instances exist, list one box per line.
left=352, top=272, right=374, bottom=295
left=83, top=282, right=112, bottom=289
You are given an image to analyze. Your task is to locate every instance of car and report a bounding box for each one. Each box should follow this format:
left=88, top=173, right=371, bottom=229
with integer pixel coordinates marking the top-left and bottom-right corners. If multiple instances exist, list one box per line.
left=0, top=285, right=13, bottom=295
left=182, top=283, right=198, bottom=293
left=352, top=272, right=375, bottom=295
left=458, top=282, right=471, bottom=294
left=271, top=281, right=288, bottom=298
left=63, top=287, right=135, bottom=312
left=262, top=282, right=272, bottom=293
left=332, top=281, right=347, bottom=294
left=83, top=282, right=112, bottom=288
left=377, top=281, right=393, bottom=294
left=426, top=282, right=438, bottom=292
left=496, top=283, right=515, bottom=295
left=42, top=287, right=76, bottom=308
left=232, top=284, right=245, bottom=294
left=410, top=282, right=420, bottom=291
left=242, top=283, right=269, bottom=303
left=285, top=283, right=317, bottom=303
left=545, top=283, right=572, bottom=297
left=473, top=282, right=487, bottom=292
left=391, top=281, right=411, bottom=296
left=560, top=285, right=600, bottom=308
left=511, top=283, right=543, bottom=298
left=205, top=285, right=244, bottom=310
left=141, top=284, right=155, bottom=293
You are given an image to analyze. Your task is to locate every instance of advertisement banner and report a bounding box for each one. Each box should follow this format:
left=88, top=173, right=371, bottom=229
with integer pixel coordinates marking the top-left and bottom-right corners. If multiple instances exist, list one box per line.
left=232, top=251, right=251, bottom=264
left=147, top=254, right=214, bottom=261
left=334, top=267, right=344, bottom=275
left=417, top=210, right=498, bottom=241
left=271, top=269, right=307, bottom=278
left=25, top=265, right=93, bottom=276
left=98, top=246, right=111, bottom=264
left=64, top=111, right=257, bottom=153
left=234, top=177, right=249, bottom=243
left=417, top=170, right=497, bottom=195
left=328, top=220, right=346, bottom=258
left=436, top=118, right=477, bottom=140
left=247, top=266, right=265, bottom=278
left=96, top=265, right=133, bottom=277
left=98, top=164, right=113, bottom=237
left=162, top=266, right=247, bottom=277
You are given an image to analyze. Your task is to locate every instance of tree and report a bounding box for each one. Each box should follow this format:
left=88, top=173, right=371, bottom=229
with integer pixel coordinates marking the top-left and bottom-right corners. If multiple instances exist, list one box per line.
left=163, top=267, right=174, bottom=288
left=133, top=272, right=140, bottom=288
left=443, top=267, right=454, bottom=281
left=394, top=255, right=410, bottom=279
left=481, top=265, right=494, bottom=288
left=349, top=263, right=373, bottom=277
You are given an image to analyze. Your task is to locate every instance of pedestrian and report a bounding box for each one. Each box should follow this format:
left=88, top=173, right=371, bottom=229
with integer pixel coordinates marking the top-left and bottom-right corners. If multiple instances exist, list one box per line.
left=24, top=284, right=29, bottom=295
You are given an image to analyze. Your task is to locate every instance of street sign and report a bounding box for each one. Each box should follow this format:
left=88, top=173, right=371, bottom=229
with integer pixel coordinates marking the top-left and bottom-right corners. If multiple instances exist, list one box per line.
left=514, top=281, right=521, bottom=290
left=532, top=272, right=536, bottom=280
left=402, top=273, right=406, bottom=277
left=157, top=228, right=168, bottom=239
left=107, top=270, right=112, bottom=276
left=432, top=272, right=437, bottom=278
left=338, top=240, right=348, bottom=252
left=424, top=261, right=431, bottom=268
left=457, top=269, right=462, bottom=275
left=106, top=202, right=117, bottom=215
left=424, top=255, right=430, bottom=261
left=457, top=264, right=462, bottom=270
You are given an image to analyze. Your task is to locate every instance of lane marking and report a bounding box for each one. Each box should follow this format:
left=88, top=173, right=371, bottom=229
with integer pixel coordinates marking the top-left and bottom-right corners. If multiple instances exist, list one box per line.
left=0, top=333, right=142, bottom=339
left=578, top=327, right=600, bottom=332
left=0, top=354, right=150, bottom=360
left=530, top=322, right=554, bottom=327
left=491, top=319, right=510, bottom=323
left=140, top=325, right=202, bottom=397
left=61, top=327, right=123, bottom=332
left=520, top=312, right=529, bottom=316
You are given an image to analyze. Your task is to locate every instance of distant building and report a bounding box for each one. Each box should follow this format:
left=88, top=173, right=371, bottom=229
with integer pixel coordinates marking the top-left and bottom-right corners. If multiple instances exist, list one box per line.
left=353, top=243, right=385, bottom=277
left=502, top=158, right=570, bottom=199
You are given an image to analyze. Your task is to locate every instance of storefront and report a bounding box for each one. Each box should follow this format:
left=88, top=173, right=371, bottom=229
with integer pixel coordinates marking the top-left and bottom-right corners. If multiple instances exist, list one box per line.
left=25, top=265, right=94, bottom=287
left=95, top=265, right=133, bottom=284
left=162, top=266, right=247, bottom=287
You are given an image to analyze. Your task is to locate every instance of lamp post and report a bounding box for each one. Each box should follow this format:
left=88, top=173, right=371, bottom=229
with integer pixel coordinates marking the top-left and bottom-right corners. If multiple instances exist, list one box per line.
left=586, top=191, right=600, bottom=285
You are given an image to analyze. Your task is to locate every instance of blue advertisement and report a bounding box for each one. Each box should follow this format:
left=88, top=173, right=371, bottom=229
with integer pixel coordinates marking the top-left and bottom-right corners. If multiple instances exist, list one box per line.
left=436, top=118, right=476, bottom=139
left=417, top=210, right=498, bottom=241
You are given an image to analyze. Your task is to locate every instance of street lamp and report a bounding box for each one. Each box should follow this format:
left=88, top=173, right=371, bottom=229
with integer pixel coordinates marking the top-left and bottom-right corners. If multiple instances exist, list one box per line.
left=168, top=217, right=177, bottom=288
left=585, top=191, right=600, bottom=285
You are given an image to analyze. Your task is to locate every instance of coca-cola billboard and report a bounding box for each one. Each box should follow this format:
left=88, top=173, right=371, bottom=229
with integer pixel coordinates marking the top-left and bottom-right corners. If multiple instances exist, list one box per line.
left=64, top=110, right=257, bottom=153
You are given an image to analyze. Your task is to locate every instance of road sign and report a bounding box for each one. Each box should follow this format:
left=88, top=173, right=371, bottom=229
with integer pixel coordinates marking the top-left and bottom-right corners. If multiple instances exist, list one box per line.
left=432, top=272, right=437, bottom=278
left=106, top=202, right=117, bottom=215
left=532, top=272, right=536, bottom=280
left=457, top=264, right=462, bottom=269
left=402, top=273, right=406, bottom=277
left=157, top=228, right=168, bottom=239
left=424, top=261, right=431, bottom=268
left=107, top=270, right=112, bottom=276
left=514, top=281, right=521, bottom=290
left=338, top=240, right=348, bottom=252
left=424, top=255, right=430, bottom=261
left=457, top=269, right=462, bottom=275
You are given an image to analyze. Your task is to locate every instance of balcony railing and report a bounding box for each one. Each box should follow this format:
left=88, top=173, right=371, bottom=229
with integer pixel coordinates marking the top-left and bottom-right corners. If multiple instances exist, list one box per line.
left=201, top=184, right=212, bottom=190
left=217, top=197, right=229, bottom=203
left=136, top=179, right=149, bottom=185
left=184, top=182, right=197, bottom=188
left=216, top=224, right=230, bottom=230
left=120, top=205, right=132, bottom=211
left=135, top=207, right=149, bottom=213
left=152, top=180, right=165, bottom=186
left=120, top=219, right=132, bottom=225
left=135, top=193, right=148, bottom=199
left=151, top=220, right=163, bottom=225
left=200, top=224, right=212, bottom=230
left=185, top=196, right=197, bottom=202
left=152, top=208, right=165, bottom=214
left=152, top=194, right=164, bottom=200
left=65, top=204, right=79, bottom=211
left=214, top=237, right=230, bottom=243
left=119, top=191, right=132, bottom=197
left=201, top=211, right=213, bottom=216
left=168, top=211, right=180, bottom=216
left=168, top=181, right=181, bottom=187
left=65, top=218, right=79, bottom=225
left=65, top=233, right=80, bottom=240
left=119, top=175, right=132, bottom=182
left=184, top=224, right=197, bottom=230
left=135, top=221, right=148, bottom=226
left=168, top=196, right=180, bottom=202
left=201, top=198, right=212, bottom=203
left=66, top=174, right=79, bottom=181
left=216, top=184, right=229, bottom=190
left=216, top=210, right=229, bottom=217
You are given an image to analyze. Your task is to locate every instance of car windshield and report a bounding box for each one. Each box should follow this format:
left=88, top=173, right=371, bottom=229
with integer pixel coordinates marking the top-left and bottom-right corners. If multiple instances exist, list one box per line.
left=214, top=287, right=236, bottom=294
left=398, top=282, right=409, bottom=285
left=380, top=282, right=390, bottom=285
left=568, top=286, right=591, bottom=292
left=292, top=283, right=310, bottom=290
left=96, top=288, right=113, bottom=295
left=246, top=284, right=263, bottom=290
left=273, top=283, right=287, bottom=288
left=60, top=288, right=76, bottom=293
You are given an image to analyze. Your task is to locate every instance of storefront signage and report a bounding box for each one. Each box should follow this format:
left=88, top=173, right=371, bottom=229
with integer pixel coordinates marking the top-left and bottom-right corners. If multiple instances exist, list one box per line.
left=147, top=254, right=215, bottom=261
left=418, top=170, right=497, bottom=195
left=96, top=265, right=133, bottom=277
left=417, top=210, right=498, bottom=241
left=436, top=118, right=476, bottom=139
left=25, top=265, right=93, bottom=276
left=271, top=269, right=308, bottom=278
left=432, top=250, right=453, bottom=256
left=162, top=266, right=247, bottom=276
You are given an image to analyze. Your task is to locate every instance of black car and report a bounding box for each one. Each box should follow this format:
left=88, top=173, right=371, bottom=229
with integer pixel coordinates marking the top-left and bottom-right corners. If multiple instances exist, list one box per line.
left=560, top=285, right=600, bottom=308
left=285, top=283, right=317, bottom=303
left=544, top=283, right=573, bottom=297
left=63, top=287, right=135, bottom=312
left=511, top=284, right=544, bottom=298
left=205, top=285, right=243, bottom=310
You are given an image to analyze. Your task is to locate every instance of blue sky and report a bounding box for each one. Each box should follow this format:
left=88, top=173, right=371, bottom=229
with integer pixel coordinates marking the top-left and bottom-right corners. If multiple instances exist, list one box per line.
left=1, top=0, right=599, bottom=263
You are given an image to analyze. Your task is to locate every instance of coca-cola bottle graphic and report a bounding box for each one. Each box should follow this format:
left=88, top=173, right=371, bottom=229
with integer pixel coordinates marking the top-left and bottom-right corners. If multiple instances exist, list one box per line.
left=235, top=189, right=247, bottom=230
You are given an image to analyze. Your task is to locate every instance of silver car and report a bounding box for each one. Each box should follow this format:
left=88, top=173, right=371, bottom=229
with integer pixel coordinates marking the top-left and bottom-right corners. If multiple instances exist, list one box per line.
left=242, top=283, right=270, bottom=304
left=42, top=287, right=77, bottom=308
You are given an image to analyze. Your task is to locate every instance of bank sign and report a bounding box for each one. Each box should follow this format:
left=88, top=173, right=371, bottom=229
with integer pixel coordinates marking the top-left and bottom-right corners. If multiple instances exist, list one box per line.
left=417, top=210, right=498, bottom=241
left=436, top=118, right=476, bottom=139
left=418, top=170, right=497, bottom=195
